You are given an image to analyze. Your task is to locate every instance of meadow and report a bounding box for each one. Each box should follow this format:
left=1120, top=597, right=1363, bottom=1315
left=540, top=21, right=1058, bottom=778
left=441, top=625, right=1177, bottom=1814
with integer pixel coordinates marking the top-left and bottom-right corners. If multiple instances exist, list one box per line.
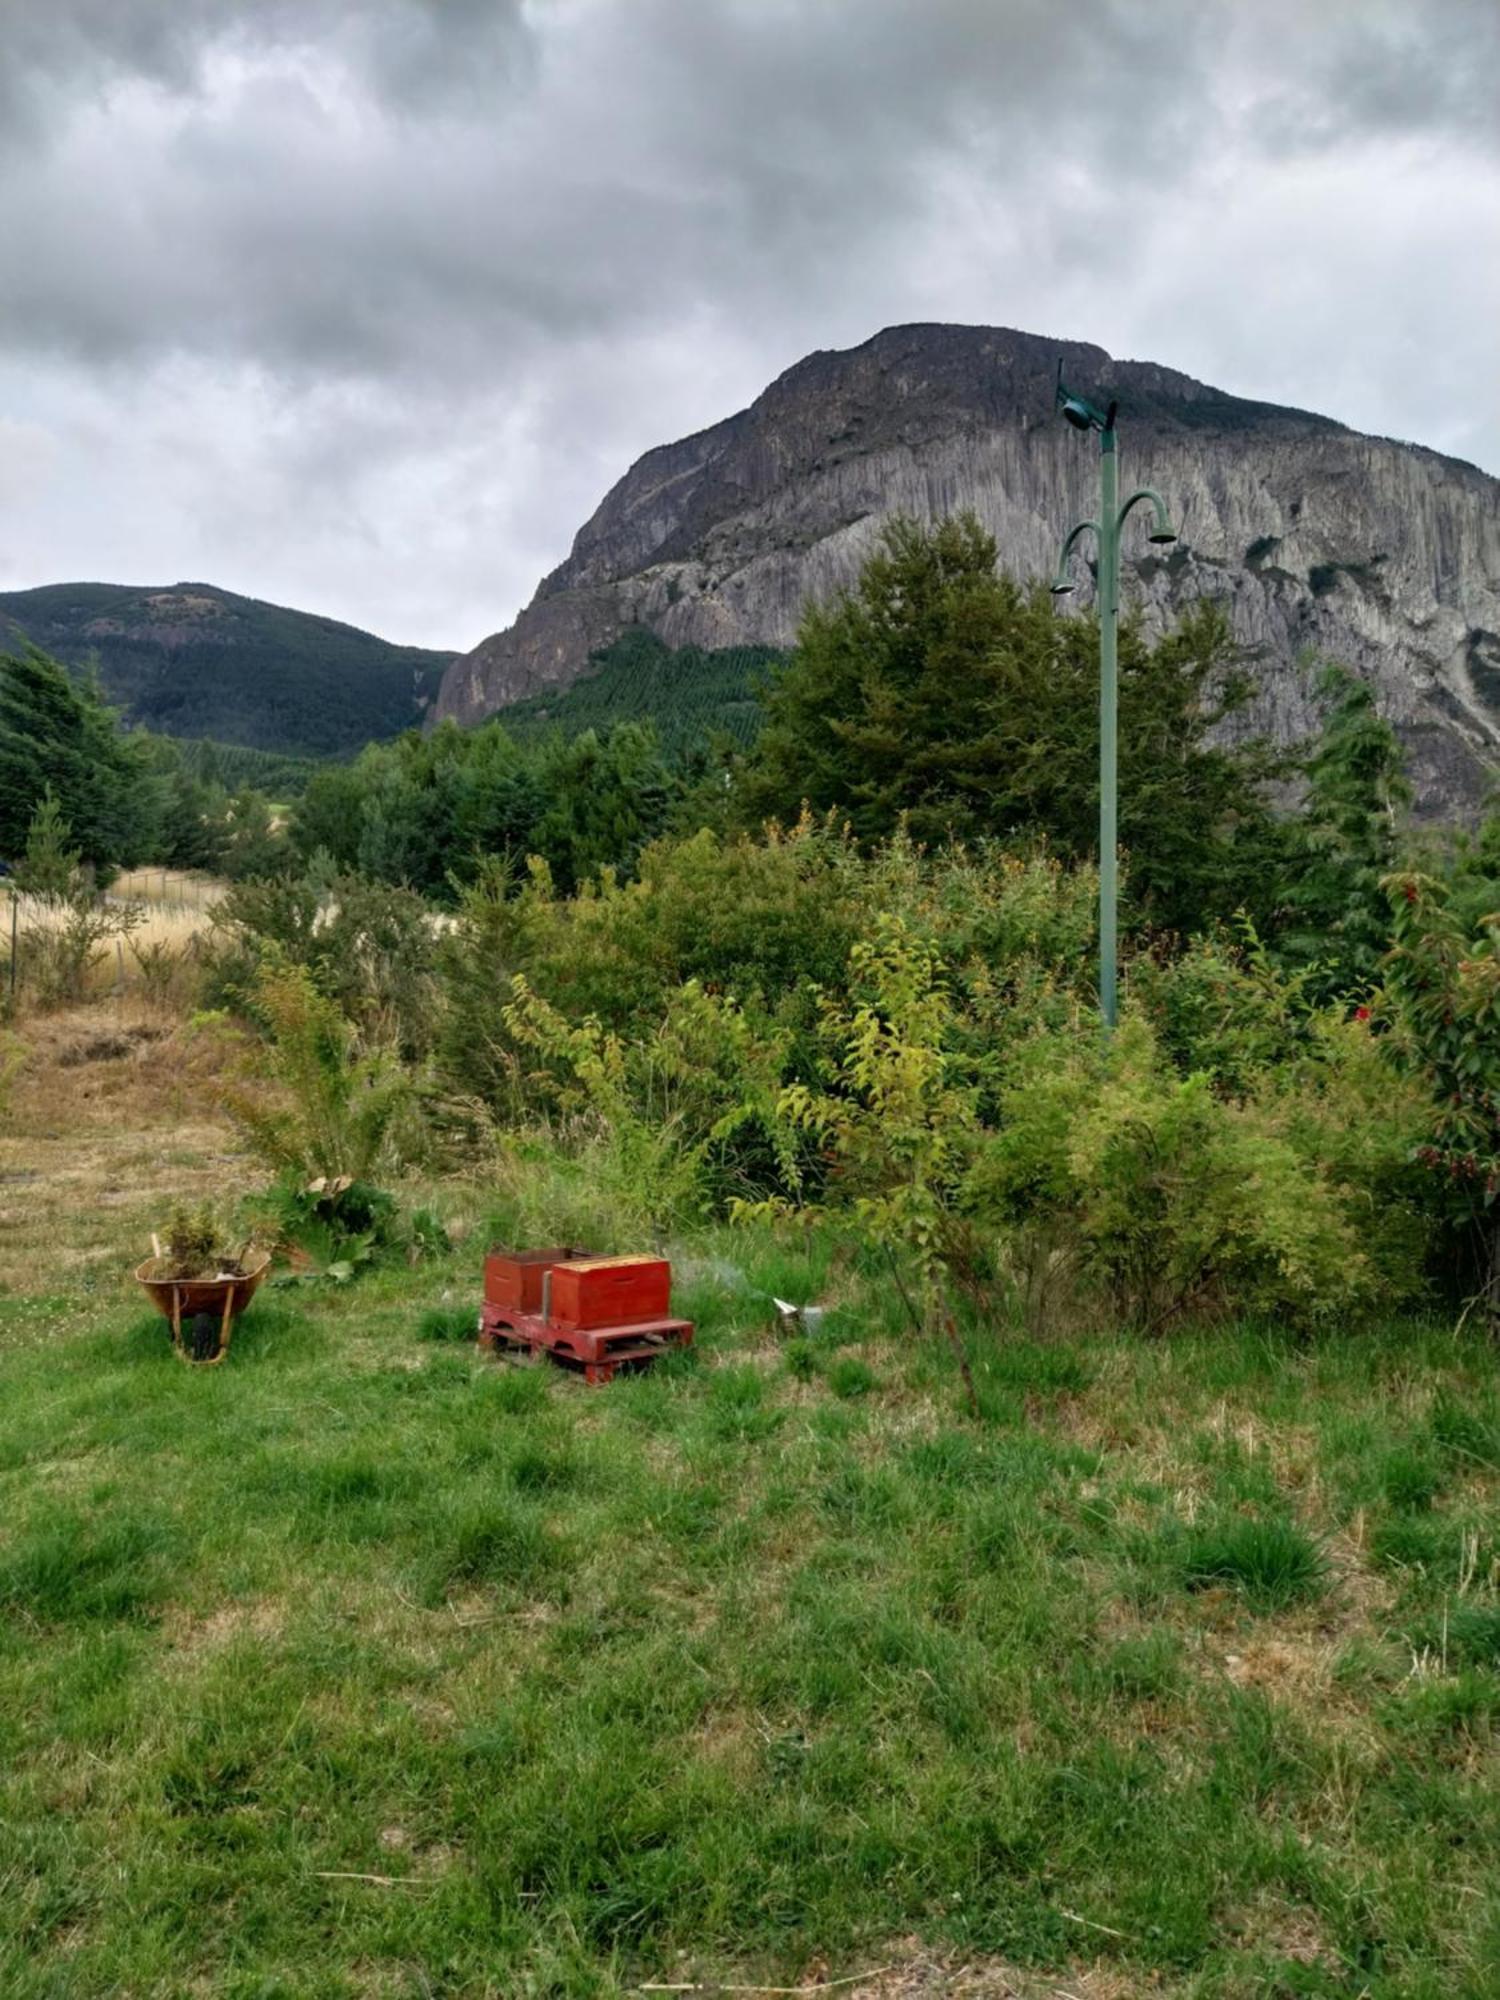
left=2, top=1006, right=1498, bottom=1998
left=4, top=518, right=1499, bottom=1996
left=3, top=874, right=221, bottom=1011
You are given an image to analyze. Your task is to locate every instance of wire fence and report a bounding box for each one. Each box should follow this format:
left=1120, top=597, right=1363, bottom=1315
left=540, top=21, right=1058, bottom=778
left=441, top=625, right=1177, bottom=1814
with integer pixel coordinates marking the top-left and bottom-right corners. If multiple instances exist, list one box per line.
left=3, top=881, right=219, bottom=1009
left=109, top=870, right=226, bottom=912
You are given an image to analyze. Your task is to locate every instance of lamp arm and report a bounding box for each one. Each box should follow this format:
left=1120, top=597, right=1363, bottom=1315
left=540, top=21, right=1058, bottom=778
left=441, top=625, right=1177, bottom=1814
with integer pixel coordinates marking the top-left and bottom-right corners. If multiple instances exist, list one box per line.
left=1053, top=517, right=1101, bottom=580
left=1116, top=486, right=1173, bottom=537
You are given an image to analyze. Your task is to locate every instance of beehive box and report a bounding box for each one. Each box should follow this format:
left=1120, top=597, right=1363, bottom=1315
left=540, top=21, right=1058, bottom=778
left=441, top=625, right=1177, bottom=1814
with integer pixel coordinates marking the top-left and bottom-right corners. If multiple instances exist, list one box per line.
left=484, top=1246, right=591, bottom=1315
left=546, top=1254, right=671, bottom=1330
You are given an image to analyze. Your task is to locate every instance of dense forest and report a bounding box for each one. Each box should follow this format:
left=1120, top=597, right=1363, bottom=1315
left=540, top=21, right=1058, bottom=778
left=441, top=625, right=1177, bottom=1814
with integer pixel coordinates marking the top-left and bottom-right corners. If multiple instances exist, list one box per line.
left=493, top=628, right=783, bottom=755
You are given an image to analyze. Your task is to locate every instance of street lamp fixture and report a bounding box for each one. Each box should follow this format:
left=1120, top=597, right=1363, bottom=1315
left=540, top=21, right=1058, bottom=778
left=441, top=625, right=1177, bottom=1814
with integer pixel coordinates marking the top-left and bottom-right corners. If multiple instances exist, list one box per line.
left=1051, top=362, right=1179, bottom=1030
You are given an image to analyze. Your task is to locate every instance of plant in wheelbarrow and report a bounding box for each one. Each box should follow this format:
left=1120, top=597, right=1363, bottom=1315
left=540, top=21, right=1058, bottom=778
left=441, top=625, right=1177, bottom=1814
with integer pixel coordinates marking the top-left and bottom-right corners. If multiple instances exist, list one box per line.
left=135, top=1203, right=272, bottom=1365
left=217, top=956, right=442, bottom=1286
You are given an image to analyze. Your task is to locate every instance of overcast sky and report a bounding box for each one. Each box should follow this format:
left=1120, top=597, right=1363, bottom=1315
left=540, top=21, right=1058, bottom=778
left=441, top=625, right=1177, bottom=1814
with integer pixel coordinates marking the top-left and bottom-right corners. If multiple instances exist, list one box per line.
left=1, top=0, right=1496, bottom=653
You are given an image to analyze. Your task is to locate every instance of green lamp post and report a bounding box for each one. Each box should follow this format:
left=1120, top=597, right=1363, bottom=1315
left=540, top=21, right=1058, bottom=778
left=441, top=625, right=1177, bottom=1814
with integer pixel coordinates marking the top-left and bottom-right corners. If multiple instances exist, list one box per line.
left=1050, top=366, right=1178, bottom=1030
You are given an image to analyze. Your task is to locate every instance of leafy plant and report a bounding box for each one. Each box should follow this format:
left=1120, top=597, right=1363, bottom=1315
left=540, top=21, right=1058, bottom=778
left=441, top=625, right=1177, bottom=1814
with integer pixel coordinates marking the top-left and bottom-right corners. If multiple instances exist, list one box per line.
left=18, top=883, right=144, bottom=1010
left=1380, top=871, right=1500, bottom=1319
left=1274, top=663, right=1411, bottom=1000
left=218, top=958, right=414, bottom=1186
left=159, top=1204, right=232, bottom=1281
left=971, top=1009, right=1418, bottom=1331
left=502, top=971, right=804, bottom=1228
left=262, top=1175, right=395, bottom=1284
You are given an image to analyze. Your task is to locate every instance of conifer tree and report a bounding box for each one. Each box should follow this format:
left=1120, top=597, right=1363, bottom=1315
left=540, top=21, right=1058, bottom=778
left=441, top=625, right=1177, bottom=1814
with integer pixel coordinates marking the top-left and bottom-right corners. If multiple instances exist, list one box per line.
left=734, top=513, right=1282, bottom=933
left=13, top=789, right=81, bottom=898
left=1276, top=664, right=1411, bottom=998
left=0, top=645, right=159, bottom=870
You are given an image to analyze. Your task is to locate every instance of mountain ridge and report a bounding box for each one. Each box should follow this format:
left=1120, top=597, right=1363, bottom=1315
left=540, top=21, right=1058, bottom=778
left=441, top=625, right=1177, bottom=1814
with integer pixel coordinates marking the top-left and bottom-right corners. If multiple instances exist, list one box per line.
left=434, top=322, right=1500, bottom=815
left=0, top=579, right=453, bottom=757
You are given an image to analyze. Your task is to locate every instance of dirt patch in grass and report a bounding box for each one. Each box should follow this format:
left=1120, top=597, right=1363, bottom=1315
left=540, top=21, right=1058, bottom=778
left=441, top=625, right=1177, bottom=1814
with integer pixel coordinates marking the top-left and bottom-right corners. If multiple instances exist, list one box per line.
left=833, top=1948, right=1176, bottom=1998
left=161, top=1595, right=290, bottom=1659
left=54, top=1022, right=170, bottom=1067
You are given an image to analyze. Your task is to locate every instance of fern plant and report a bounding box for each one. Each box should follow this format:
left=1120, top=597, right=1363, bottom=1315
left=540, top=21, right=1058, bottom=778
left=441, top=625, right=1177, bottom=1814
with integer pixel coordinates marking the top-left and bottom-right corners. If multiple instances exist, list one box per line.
left=218, top=958, right=412, bottom=1185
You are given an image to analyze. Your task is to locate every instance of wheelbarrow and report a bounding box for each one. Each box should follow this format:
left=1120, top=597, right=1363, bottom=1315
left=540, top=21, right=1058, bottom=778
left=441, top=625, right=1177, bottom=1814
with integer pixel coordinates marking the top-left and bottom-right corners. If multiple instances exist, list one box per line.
left=134, top=1249, right=272, bottom=1366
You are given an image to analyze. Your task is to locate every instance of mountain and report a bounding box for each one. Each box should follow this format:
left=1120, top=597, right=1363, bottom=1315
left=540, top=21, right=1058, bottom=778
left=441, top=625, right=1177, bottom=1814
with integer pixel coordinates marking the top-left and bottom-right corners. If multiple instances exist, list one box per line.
left=0, top=581, right=452, bottom=757
left=434, top=323, right=1500, bottom=816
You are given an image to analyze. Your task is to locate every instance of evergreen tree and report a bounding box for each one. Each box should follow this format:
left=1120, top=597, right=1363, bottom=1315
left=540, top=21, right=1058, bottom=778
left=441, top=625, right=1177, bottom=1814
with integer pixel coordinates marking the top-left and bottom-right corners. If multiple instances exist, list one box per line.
left=1274, top=664, right=1411, bottom=998
left=1440, top=805, right=1500, bottom=935
left=158, top=766, right=231, bottom=872
left=533, top=723, right=677, bottom=894
left=0, top=645, right=160, bottom=870
left=291, top=761, right=370, bottom=873
left=12, top=789, right=82, bottom=898
left=220, top=790, right=290, bottom=880
left=734, top=514, right=1283, bottom=933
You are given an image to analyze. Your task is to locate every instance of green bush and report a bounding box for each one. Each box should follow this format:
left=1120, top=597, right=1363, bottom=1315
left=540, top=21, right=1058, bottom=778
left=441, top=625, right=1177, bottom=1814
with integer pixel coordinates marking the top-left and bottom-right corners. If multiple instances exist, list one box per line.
left=1380, top=872, right=1500, bottom=1317
left=436, top=823, right=1096, bottom=1121
left=464, top=824, right=1429, bottom=1333
left=200, top=866, right=438, bottom=1058
left=968, top=1006, right=1428, bottom=1330
left=218, top=959, right=415, bottom=1187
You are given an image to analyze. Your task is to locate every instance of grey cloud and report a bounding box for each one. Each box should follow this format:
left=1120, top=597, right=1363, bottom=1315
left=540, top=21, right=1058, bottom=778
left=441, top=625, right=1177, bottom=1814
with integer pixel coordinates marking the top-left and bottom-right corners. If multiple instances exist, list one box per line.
left=0, top=0, right=531, bottom=124
left=1239, top=0, right=1500, bottom=154
left=0, top=0, right=1234, bottom=381
left=0, top=0, right=1494, bottom=647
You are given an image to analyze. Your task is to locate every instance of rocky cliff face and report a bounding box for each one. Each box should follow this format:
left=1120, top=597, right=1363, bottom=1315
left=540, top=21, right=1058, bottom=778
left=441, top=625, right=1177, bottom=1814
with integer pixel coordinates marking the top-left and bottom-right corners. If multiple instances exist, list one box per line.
left=435, top=324, right=1500, bottom=814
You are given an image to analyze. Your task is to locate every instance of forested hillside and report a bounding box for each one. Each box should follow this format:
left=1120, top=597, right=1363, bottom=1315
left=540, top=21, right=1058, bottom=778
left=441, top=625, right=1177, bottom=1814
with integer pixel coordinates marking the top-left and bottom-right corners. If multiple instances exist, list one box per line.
left=492, top=628, right=783, bottom=754
left=170, top=737, right=323, bottom=800
left=0, top=582, right=452, bottom=756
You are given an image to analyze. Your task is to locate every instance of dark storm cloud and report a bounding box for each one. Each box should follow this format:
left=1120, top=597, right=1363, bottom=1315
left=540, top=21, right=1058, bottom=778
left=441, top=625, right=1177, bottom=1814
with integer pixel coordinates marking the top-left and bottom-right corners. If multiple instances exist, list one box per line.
left=1, top=0, right=1215, bottom=376
left=0, top=0, right=1495, bottom=645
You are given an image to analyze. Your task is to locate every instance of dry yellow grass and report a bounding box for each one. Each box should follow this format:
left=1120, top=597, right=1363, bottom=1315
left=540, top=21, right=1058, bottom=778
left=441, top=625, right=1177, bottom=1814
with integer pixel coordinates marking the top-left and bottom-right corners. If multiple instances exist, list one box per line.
left=109, top=866, right=226, bottom=911
left=2, top=883, right=219, bottom=1006
left=0, top=999, right=254, bottom=1293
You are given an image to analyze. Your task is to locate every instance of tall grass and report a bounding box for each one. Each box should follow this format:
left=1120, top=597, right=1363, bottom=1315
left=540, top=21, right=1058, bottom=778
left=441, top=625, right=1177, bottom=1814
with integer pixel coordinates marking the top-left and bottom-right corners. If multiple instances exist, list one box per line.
left=3, top=885, right=215, bottom=1009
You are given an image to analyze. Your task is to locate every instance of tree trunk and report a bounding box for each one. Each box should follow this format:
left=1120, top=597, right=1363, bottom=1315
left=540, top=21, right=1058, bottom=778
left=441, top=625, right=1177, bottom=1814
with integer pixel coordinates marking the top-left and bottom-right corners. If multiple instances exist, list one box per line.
left=1485, top=1208, right=1500, bottom=1333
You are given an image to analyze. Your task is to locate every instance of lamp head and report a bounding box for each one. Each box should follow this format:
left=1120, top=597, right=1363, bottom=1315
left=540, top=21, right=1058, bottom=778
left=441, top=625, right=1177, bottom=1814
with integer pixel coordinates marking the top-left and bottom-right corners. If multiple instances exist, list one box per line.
left=1148, top=522, right=1178, bottom=545
left=1055, top=363, right=1112, bottom=433
left=1049, top=577, right=1075, bottom=597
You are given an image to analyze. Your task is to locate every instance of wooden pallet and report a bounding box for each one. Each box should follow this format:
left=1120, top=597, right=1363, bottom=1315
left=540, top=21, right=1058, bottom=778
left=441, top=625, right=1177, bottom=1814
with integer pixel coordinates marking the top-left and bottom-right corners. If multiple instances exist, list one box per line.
left=478, top=1303, right=693, bottom=1384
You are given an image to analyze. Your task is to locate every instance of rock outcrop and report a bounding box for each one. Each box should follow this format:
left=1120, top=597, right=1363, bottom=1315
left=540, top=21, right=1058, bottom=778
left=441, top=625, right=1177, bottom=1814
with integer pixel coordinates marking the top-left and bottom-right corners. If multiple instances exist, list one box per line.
left=435, top=324, right=1500, bottom=814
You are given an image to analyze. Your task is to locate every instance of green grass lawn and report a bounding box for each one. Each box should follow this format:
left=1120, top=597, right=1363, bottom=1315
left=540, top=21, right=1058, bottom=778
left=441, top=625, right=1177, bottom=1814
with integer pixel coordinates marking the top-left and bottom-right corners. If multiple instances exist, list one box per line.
left=2, top=1214, right=1499, bottom=1997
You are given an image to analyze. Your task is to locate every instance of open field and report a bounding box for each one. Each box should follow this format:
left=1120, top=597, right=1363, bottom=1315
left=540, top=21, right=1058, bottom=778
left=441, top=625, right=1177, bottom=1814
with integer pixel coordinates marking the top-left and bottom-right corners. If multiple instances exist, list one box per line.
left=111, top=867, right=228, bottom=912
left=3, top=880, right=222, bottom=1009
left=1, top=1015, right=1499, bottom=1996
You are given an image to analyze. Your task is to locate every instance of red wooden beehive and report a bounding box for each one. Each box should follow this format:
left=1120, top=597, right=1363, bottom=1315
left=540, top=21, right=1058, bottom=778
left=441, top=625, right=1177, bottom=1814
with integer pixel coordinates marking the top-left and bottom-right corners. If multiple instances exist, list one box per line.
left=477, top=1247, right=691, bottom=1383
left=484, top=1246, right=591, bottom=1314
left=546, top=1255, right=671, bottom=1329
